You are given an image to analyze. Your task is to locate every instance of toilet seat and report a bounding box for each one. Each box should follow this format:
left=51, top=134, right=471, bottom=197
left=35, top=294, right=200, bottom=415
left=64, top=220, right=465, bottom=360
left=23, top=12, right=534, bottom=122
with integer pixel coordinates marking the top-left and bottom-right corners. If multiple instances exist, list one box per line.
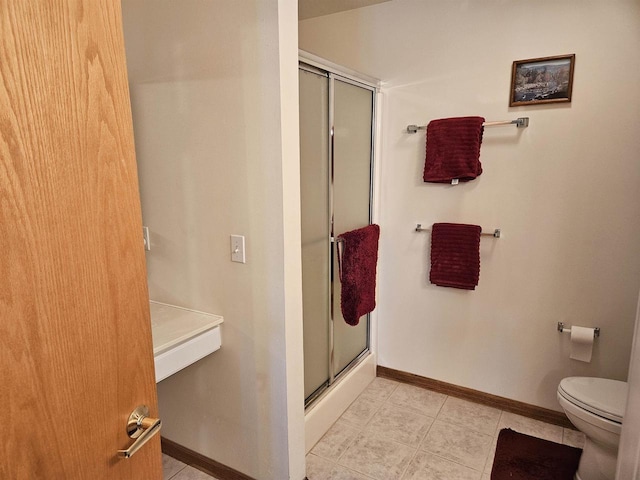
left=558, top=377, right=627, bottom=424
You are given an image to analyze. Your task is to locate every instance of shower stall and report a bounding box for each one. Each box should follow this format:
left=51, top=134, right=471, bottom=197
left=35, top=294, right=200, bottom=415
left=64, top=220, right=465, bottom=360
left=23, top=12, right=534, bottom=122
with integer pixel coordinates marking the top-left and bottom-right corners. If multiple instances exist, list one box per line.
left=299, top=55, right=378, bottom=416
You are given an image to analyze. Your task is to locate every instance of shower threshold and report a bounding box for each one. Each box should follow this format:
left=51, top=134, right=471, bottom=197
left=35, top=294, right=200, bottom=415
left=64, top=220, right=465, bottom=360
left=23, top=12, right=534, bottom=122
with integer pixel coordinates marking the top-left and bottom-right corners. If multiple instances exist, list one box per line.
left=304, top=351, right=376, bottom=453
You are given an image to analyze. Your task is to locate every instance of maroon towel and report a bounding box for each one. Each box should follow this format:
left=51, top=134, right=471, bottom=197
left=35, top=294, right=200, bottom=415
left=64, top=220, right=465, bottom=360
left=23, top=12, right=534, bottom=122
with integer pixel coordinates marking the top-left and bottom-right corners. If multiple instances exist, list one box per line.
left=337, top=224, right=380, bottom=326
left=430, top=223, right=481, bottom=290
left=423, top=116, right=485, bottom=183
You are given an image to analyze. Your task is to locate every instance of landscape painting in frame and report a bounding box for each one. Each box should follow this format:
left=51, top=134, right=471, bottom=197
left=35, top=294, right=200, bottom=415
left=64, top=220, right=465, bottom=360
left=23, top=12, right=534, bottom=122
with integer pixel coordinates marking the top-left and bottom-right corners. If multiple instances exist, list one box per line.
left=510, top=54, right=575, bottom=106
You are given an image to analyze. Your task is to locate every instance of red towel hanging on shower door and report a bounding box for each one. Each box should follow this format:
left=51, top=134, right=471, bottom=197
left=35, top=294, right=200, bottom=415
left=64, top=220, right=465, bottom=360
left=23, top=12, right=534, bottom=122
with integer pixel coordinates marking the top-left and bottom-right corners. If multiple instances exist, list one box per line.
left=337, top=224, right=380, bottom=326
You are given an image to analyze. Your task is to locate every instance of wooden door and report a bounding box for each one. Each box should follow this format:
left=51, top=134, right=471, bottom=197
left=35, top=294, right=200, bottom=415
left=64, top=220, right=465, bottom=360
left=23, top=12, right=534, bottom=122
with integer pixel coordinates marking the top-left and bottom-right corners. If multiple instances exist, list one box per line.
left=0, top=1, right=162, bottom=478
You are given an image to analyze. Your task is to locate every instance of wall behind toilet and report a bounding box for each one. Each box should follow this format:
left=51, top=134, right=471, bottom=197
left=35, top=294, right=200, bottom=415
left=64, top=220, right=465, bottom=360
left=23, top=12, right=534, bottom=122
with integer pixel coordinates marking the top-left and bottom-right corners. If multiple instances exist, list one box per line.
left=300, top=0, right=640, bottom=410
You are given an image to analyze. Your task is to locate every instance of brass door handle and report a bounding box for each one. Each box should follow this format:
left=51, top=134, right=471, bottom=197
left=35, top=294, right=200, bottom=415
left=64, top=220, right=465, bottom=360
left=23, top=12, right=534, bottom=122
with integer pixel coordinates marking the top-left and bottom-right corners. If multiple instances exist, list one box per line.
left=117, top=405, right=162, bottom=459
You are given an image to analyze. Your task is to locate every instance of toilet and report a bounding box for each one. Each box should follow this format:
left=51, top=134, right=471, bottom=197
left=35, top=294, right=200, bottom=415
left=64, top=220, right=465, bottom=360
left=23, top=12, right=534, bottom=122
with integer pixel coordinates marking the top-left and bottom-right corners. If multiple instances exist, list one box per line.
left=557, top=377, right=628, bottom=480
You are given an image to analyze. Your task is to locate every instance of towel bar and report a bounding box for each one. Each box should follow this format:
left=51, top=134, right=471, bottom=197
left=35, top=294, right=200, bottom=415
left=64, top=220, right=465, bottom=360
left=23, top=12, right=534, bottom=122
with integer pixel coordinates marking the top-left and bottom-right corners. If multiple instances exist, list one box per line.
left=407, top=117, right=529, bottom=134
left=557, top=322, right=600, bottom=338
left=415, top=224, right=501, bottom=238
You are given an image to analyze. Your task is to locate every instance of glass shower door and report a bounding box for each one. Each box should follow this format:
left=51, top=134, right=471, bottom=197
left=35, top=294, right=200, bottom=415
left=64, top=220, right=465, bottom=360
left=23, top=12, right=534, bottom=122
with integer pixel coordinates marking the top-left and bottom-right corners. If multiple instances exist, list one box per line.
left=299, top=64, right=375, bottom=405
left=299, top=68, right=330, bottom=400
left=332, top=78, right=374, bottom=375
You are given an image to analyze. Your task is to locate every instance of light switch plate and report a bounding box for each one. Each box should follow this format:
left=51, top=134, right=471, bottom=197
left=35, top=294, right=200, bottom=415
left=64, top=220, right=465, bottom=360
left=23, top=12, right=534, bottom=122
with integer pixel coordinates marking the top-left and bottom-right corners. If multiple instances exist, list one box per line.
left=230, top=235, right=246, bottom=263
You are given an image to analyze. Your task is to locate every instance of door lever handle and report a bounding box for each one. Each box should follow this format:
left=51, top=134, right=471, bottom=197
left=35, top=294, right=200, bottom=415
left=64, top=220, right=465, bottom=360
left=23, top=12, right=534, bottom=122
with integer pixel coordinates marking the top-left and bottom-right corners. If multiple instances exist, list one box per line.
left=117, top=405, right=162, bottom=459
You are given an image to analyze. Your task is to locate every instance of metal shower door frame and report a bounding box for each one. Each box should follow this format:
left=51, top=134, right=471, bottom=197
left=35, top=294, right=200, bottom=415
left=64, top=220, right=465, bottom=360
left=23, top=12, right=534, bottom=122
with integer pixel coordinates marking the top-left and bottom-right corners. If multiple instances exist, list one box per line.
left=300, top=61, right=377, bottom=408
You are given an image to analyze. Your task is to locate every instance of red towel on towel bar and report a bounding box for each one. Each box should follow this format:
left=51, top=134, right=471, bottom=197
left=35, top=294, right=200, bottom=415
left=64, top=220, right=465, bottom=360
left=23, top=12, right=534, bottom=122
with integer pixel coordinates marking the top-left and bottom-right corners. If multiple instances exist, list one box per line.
left=430, top=223, right=481, bottom=290
left=423, top=116, right=485, bottom=183
left=337, top=224, right=380, bottom=326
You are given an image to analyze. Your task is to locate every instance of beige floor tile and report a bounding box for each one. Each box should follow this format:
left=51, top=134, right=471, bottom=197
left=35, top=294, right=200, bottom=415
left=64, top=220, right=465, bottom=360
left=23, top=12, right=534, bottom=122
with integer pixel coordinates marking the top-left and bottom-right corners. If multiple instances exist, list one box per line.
left=483, top=437, right=498, bottom=475
left=307, top=454, right=376, bottom=480
left=341, top=396, right=384, bottom=426
left=163, top=454, right=187, bottom=480
left=307, top=454, right=337, bottom=480
left=420, top=420, right=493, bottom=471
left=562, top=428, right=586, bottom=448
left=402, top=451, right=482, bottom=480
left=306, top=454, right=378, bottom=480
left=311, top=419, right=361, bottom=460
left=387, top=383, right=447, bottom=418
left=339, top=432, right=416, bottom=480
left=359, top=377, right=400, bottom=403
left=171, top=466, right=218, bottom=480
left=365, top=404, right=434, bottom=447
left=436, top=397, right=501, bottom=436
left=497, top=411, right=563, bottom=443
left=329, top=467, right=378, bottom=480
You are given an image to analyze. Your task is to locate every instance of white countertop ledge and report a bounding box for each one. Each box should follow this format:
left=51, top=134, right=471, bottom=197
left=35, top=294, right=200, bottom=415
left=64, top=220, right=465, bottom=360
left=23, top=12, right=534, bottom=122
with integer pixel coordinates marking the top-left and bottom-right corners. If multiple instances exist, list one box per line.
left=150, top=301, right=223, bottom=382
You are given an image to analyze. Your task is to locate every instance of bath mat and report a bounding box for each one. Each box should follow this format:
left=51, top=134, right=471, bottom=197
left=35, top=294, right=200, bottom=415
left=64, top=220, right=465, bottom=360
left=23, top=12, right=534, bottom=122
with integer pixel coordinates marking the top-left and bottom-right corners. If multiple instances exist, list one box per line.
left=491, top=428, right=582, bottom=480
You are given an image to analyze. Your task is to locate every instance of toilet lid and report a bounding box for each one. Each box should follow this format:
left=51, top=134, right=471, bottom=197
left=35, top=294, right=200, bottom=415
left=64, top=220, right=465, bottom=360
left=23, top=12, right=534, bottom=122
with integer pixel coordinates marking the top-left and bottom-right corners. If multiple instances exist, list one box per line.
left=559, top=377, right=627, bottom=423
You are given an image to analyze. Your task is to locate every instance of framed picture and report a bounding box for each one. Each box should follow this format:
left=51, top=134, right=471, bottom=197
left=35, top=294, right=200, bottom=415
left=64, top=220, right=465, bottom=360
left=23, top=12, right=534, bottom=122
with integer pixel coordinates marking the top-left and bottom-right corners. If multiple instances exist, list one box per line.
left=509, top=54, right=575, bottom=106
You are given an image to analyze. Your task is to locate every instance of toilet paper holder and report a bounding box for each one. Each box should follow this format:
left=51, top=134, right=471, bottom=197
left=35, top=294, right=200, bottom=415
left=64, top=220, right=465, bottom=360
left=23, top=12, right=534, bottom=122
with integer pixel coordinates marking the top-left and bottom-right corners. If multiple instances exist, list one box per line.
left=557, top=322, right=600, bottom=338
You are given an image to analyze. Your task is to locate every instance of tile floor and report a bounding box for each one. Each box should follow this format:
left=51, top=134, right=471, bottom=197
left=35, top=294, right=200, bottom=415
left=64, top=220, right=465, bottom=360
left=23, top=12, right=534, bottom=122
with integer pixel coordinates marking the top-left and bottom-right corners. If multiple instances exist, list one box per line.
left=162, top=454, right=220, bottom=480
left=306, top=377, right=585, bottom=480
left=162, top=377, right=585, bottom=480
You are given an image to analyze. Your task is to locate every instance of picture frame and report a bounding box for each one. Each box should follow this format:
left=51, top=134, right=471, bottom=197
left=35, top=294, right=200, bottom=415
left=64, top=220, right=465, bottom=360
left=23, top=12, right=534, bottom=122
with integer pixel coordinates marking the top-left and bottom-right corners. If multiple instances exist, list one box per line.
left=509, top=54, right=575, bottom=106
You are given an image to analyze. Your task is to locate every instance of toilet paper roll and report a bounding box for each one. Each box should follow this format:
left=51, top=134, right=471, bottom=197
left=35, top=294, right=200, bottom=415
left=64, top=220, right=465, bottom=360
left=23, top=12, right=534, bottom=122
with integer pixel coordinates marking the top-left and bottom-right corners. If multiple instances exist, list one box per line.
left=570, top=326, right=595, bottom=363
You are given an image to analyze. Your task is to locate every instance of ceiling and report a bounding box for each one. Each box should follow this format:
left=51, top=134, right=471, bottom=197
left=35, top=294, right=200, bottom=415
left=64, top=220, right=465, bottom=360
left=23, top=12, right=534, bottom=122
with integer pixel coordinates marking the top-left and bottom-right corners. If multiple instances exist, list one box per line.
left=298, top=0, right=391, bottom=20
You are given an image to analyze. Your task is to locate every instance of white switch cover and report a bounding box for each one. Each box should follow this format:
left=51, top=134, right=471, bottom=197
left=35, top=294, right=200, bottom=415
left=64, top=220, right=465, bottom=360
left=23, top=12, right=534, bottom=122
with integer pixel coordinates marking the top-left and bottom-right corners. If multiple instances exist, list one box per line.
left=230, top=235, right=246, bottom=263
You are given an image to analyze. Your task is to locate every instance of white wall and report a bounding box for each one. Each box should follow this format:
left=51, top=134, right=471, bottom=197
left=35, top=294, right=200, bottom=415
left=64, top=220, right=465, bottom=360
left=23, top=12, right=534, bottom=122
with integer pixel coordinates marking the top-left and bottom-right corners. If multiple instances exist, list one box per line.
left=300, top=0, right=640, bottom=411
left=122, top=1, right=304, bottom=479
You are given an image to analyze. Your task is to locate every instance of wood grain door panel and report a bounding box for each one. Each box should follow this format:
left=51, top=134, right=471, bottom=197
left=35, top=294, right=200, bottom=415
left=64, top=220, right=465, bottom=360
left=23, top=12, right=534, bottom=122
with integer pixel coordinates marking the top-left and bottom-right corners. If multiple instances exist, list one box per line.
left=0, top=1, right=161, bottom=478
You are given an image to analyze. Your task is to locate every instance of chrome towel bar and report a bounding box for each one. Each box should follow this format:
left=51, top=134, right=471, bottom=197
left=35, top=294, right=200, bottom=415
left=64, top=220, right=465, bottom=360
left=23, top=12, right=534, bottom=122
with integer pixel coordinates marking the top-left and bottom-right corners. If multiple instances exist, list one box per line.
left=407, top=117, right=529, bottom=134
left=415, top=224, right=501, bottom=238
